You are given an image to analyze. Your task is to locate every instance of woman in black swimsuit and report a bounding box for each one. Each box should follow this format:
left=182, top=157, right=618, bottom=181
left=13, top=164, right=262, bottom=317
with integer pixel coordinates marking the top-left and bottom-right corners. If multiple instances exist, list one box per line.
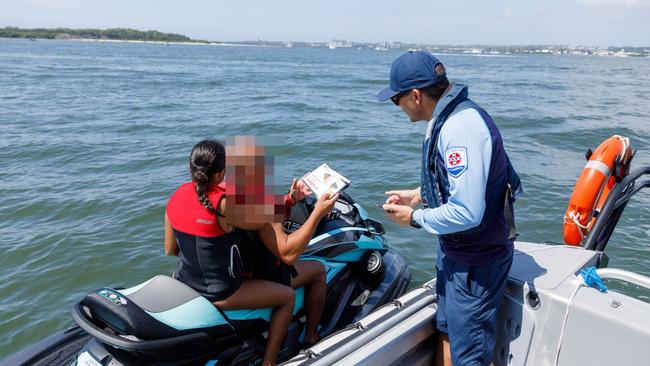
left=165, top=139, right=335, bottom=366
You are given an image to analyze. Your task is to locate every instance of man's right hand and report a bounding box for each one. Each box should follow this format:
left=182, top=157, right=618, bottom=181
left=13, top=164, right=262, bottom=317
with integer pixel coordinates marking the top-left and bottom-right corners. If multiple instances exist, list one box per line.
left=384, top=187, right=421, bottom=208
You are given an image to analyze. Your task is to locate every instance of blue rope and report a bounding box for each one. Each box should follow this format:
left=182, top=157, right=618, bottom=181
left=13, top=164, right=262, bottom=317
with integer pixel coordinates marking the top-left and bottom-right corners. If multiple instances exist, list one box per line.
left=581, top=267, right=608, bottom=293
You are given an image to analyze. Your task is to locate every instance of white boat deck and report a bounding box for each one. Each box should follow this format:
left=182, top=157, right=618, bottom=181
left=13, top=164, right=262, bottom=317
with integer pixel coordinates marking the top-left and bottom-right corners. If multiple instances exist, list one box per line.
left=283, top=241, right=650, bottom=366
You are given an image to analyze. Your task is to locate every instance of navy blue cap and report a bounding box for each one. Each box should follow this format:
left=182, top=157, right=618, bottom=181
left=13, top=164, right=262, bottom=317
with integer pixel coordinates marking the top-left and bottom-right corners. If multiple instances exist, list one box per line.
left=377, top=51, right=446, bottom=102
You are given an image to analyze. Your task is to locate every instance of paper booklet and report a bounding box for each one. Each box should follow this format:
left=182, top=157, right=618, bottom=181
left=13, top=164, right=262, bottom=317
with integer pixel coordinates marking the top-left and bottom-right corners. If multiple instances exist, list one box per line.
left=301, top=163, right=350, bottom=198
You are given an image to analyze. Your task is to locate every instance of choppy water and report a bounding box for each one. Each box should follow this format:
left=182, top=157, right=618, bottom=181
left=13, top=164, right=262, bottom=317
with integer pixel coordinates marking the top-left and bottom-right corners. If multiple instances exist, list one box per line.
left=1, top=38, right=649, bottom=358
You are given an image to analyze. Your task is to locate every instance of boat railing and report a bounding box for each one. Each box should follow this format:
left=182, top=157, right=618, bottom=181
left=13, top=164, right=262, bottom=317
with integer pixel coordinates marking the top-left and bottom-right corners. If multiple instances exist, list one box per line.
left=282, top=281, right=436, bottom=365
left=596, top=268, right=650, bottom=290
left=584, top=165, right=650, bottom=252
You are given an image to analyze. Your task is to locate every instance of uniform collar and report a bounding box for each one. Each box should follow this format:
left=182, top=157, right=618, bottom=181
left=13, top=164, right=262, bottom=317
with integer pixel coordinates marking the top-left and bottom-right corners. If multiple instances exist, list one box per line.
left=425, top=83, right=469, bottom=141
left=431, top=83, right=469, bottom=121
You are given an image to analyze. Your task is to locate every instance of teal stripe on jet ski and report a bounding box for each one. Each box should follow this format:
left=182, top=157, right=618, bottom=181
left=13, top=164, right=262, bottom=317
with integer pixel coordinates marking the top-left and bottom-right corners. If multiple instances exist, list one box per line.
left=309, top=227, right=369, bottom=246
left=333, top=249, right=366, bottom=262
left=117, top=278, right=154, bottom=296
left=225, top=308, right=272, bottom=322
left=356, top=234, right=384, bottom=249
left=328, top=237, right=383, bottom=262
left=225, top=307, right=272, bottom=322
left=205, top=361, right=217, bottom=366
left=146, top=297, right=229, bottom=330
left=225, top=287, right=306, bottom=321
left=324, top=261, right=346, bottom=283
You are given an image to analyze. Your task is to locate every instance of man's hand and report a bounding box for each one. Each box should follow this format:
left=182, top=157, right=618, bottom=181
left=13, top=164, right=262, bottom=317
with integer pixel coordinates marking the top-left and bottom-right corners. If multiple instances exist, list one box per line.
left=382, top=203, right=414, bottom=227
left=385, top=187, right=421, bottom=208
left=289, top=178, right=312, bottom=202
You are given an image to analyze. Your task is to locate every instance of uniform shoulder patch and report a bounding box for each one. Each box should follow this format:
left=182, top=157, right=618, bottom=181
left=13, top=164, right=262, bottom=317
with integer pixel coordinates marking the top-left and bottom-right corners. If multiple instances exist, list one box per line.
left=445, top=146, right=468, bottom=178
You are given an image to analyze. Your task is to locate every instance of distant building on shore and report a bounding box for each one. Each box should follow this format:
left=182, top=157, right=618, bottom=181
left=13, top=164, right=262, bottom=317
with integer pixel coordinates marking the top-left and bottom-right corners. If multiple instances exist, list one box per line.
left=328, top=39, right=353, bottom=49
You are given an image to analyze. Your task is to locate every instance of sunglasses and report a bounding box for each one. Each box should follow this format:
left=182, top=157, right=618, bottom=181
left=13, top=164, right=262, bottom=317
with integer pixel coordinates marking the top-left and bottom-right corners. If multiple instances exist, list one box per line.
left=391, top=90, right=412, bottom=106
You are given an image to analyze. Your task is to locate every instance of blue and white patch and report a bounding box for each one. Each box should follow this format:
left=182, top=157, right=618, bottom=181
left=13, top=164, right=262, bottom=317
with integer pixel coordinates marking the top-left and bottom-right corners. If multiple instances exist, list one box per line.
left=445, top=147, right=468, bottom=178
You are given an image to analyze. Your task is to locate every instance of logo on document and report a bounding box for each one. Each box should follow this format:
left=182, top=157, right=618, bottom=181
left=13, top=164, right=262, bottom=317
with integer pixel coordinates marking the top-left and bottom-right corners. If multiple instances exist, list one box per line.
left=446, top=147, right=468, bottom=178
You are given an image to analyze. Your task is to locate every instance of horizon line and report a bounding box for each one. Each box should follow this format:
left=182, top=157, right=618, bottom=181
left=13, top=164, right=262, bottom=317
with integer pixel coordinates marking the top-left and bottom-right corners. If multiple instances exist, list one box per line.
left=2, top=25, right=649, bottom=49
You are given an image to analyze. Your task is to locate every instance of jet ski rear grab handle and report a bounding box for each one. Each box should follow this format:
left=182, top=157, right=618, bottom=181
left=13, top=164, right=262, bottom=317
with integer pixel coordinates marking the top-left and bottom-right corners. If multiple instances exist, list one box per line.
left=71, top=303, right=215, bottom=351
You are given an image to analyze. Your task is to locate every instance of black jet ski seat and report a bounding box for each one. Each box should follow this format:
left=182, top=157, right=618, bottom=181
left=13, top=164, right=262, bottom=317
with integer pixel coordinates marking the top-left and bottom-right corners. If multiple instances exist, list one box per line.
left=80, top=275, right=236, bottom=340
left=73, top=275, right=243, bottom=361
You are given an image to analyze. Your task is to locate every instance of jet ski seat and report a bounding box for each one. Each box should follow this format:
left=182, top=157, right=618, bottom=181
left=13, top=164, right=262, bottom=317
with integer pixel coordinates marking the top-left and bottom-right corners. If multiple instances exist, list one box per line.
left=81, top=275, right=236, bottom=340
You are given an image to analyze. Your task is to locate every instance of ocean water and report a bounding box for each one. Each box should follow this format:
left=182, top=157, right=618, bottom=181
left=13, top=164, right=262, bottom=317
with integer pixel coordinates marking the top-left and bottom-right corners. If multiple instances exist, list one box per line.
left=0, top=38, right=649, bottom=358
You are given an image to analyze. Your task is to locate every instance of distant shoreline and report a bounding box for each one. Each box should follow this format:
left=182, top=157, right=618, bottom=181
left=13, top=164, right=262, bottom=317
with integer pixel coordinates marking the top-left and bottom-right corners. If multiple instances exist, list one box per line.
left=4, top=38, right=647, bottom=58
left=74, top=38, right=263, bottom=47
left=2, top=26, right=648, bottom=57
left=0, top=26, right=206, bottom=44
left=0, top=36, right=269, bottom=47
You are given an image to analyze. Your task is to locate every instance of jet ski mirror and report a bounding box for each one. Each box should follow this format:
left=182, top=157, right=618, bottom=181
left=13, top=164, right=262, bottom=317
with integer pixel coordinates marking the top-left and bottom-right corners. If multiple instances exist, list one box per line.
left=327, top=209, right=341, bottom=220
left=365, top=218, right=385, bottom=236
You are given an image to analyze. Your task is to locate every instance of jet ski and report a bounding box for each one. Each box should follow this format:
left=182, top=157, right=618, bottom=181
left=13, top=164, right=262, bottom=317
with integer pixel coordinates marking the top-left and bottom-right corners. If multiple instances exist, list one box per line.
left=1, top=192, right=411, bottom=366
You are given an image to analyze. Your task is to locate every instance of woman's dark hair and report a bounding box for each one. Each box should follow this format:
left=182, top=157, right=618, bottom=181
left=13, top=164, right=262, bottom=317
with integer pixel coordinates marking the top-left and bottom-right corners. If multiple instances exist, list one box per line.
left=189, top=139, right=225, bottom=213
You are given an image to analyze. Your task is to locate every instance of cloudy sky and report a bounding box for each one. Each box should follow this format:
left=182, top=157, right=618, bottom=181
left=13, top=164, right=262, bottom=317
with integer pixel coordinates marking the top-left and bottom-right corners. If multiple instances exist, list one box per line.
left=1, top=0, right=649, bottom=46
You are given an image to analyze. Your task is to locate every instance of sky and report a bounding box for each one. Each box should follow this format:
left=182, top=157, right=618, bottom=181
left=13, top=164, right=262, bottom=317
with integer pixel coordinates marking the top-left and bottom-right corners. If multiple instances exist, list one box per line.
left=1, top=0, right=649, bottom=46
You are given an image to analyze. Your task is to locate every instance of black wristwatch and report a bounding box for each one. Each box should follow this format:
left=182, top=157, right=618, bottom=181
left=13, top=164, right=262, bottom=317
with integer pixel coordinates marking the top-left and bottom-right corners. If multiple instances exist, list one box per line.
left=410, top=210, right=422, bottom=229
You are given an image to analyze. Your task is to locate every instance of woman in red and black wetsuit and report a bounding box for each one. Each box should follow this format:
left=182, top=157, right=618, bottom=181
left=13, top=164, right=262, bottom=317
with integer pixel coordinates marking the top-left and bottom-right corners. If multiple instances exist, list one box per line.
left=164, top=139, right=336, bottom=366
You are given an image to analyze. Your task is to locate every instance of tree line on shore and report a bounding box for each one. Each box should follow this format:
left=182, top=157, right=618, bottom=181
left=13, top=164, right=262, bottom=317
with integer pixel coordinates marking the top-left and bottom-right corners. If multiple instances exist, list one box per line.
left=0, top=27, right=206, bottom=43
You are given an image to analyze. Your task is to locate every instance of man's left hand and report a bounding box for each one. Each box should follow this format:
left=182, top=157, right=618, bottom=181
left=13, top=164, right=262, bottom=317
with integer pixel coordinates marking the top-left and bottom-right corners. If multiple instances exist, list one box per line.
left=382, top=203, right=414, bottom=227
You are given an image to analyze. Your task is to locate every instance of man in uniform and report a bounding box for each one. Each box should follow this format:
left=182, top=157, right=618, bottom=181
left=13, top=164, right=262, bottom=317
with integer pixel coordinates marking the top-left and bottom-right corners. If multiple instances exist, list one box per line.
left=378, top=51, right=521, bottom=366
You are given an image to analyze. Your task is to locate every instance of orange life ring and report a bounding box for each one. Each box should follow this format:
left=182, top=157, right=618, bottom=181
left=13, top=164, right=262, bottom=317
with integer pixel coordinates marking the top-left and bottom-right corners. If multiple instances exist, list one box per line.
left=563, top=135, right=633, bottom=246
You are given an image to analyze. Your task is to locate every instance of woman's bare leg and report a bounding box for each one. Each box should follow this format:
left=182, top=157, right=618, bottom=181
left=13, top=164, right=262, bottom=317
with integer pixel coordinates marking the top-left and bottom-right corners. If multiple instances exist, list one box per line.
left=291, top=260, right=326, bottom=345
left=214, top=279, right=295, bottom=366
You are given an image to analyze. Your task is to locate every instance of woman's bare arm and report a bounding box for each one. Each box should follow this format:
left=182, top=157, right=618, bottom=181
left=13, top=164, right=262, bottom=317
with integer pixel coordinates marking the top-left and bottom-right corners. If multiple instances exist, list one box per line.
left=164, top=212, right=179, bottom=256
left=258, top=193, right=339, bottom=265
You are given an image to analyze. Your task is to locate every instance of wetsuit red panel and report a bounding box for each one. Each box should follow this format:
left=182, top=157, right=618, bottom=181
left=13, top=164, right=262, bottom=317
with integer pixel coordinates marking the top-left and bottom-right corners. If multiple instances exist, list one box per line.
left=167, top=182, right=225, bottom=238
left=167, top=181, right=244, bottom=301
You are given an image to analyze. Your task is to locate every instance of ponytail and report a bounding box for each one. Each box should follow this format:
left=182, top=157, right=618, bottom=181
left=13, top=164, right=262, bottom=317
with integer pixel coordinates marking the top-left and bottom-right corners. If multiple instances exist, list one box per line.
left=189, top=139, right=225, bottom=214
